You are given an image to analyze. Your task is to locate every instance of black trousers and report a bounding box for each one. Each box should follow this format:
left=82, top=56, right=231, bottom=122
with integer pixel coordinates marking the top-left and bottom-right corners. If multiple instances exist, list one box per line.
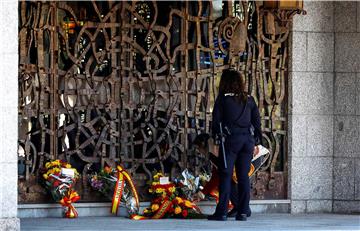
left=215, top=134, right=254, bottom=215
left=229, top=181, right=239, bottom=209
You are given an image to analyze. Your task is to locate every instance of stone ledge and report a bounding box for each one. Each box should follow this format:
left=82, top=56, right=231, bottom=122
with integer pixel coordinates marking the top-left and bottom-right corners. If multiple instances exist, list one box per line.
left=333, top=200, right=360, bottom=214
left=18, top=200, right=291, bottom=218
left=0, top=218, right=20, bottom=231
left=291, top=200, right=333, bottom=214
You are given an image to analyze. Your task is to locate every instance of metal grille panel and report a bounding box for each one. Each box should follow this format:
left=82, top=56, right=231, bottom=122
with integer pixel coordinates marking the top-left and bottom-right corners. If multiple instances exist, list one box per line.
left=18, top=1, right=293, bottom=202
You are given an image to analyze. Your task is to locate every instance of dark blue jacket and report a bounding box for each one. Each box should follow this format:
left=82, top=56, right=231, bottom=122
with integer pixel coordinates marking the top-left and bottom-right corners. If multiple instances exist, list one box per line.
left=212, top=94, right=262, bottom=144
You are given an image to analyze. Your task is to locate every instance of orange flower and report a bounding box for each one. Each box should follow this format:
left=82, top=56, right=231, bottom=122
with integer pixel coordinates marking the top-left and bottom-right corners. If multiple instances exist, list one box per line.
left=174, top=206, right=182, bottom=214
left=151, top=204, right=159, bottom=212
left=104, top=166, right=112, bottom=174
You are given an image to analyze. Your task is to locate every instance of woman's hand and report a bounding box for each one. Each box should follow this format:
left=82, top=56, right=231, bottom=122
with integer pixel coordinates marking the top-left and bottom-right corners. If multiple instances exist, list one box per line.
left=208, top=138, right=219, bottom=157
left=253, top=145, right=259, bottom=156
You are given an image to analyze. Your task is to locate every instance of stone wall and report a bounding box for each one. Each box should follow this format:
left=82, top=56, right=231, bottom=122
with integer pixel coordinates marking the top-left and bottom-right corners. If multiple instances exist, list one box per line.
left=0, top=0, right=20, bottom=230
left=333, top=1, right=360, bottom=213
left=289, top=1, right=360, bottom=214
left=289, top=1, right=334, bottom=213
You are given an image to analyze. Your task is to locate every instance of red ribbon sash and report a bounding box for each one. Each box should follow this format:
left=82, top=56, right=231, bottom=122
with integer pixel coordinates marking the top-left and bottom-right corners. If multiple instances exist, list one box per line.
left=130, top=199, right=173, bottom=220
left=111, top=172, right=125, bottom=214
left=111, top=166, right=140, bottom=215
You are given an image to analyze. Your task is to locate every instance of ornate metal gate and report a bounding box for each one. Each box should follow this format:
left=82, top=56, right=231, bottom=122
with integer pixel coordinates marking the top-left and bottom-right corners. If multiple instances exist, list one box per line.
left=18, top=1, right=296, bottom=203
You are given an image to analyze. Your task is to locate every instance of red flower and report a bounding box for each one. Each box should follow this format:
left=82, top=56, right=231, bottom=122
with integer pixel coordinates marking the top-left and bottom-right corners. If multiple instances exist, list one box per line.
left=153, top=197, right=161, bottom=204
left=182, top=209, right=188, bottom=218
left=53, top=181, right=60, bottom=187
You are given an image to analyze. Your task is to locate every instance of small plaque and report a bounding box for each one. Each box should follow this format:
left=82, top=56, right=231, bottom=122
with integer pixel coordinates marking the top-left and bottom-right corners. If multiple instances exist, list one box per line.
left=159, top=176, right=169, bottom=185
left=61, top=168, right=75, bottom=178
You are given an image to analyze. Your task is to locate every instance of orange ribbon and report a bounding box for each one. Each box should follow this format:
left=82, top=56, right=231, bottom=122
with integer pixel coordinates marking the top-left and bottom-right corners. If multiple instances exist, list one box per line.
left=59, top=189, right=80, bottom=218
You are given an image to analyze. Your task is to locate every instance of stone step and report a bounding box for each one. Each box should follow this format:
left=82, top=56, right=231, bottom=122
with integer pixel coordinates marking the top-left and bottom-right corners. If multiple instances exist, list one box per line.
left=18, top=200, right=290, bottom=218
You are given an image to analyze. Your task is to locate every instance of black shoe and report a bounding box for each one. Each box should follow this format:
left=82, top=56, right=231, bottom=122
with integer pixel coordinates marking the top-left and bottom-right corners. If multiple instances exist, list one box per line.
left=246, top=210, right=251, bottom=217
left=227, top=208, right=237, bottom=217
left=235, top=214, right=247, bottom=221
left=207, top=214, right=227, bottom=221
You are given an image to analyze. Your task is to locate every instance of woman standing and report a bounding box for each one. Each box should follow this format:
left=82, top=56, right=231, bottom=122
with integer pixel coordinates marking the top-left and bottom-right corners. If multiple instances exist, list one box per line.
left=207, top=69, right=262, bottom=221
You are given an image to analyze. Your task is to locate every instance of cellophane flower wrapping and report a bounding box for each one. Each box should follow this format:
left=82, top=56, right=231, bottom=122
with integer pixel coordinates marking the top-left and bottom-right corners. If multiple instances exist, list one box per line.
left=89, top=166, right=139, bottom=215
left=174, top=169, right=211, bottom=201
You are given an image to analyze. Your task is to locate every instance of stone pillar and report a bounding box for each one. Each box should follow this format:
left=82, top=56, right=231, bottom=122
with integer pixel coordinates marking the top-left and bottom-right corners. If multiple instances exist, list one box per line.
left=0, top=0, right=20, bottom=230
left=289, top=1, right=334, bottom=213
left=333, top=1, right=360, bottom=213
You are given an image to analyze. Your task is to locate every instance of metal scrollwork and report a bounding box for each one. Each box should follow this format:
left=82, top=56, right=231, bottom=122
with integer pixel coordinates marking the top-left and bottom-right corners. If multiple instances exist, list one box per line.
left=18, top=1, right=293, bottom=202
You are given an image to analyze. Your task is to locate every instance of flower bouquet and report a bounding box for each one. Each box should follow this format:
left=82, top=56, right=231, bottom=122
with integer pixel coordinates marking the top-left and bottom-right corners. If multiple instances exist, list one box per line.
left=131, top=172, right=204, bottom=220
left=41, top=159, right=80, bottom=218
left=89, top=165, right=139, bottom=216
left=174, top=169, right=211, bottom=201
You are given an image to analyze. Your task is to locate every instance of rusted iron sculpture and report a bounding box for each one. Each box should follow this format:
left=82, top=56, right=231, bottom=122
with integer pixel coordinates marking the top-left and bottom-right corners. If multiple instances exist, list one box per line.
left=18, top=1, right=300, bottom=202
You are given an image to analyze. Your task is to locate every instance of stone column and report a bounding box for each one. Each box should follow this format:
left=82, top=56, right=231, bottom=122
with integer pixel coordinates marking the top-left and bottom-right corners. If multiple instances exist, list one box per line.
left=333, top=1, right=360, bottom=213
left=289, top=1, right=334, bottom=213
left=0, top=0, right=20, bottom=230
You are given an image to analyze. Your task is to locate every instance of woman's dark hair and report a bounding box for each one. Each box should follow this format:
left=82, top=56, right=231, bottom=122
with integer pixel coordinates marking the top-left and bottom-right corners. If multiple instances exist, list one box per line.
left=193, top=133, right=210, bottom=149
left=219, top=69, right=247, bottom=103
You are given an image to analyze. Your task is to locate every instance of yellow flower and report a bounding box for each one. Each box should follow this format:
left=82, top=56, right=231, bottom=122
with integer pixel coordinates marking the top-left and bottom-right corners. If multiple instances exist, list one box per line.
left=174, top=206, right=182, bottom=214
left=51, top=160, right=60, bottom=167
left=151, top=204, right=159, bottom=212
left=144, top=208, right=151, bottom=214
left=175, top=197, right=183, bottom=204
left=169, top=186, right=176, bottom=193
left=149, top=188, right=153, bottom=193
left=153, top=173, right=163, bottom=181
left=65, top=164, right=72, bottom=168
left=73, top=168, right=79, bottom=175
left=45, top=162, right=51, bottom=169
left=43, top=174, right=48, bottom=180
left=184, top=200, right=193, bottom=208
left=152, top=182, right=159, bottom=186
left=155, top=188, right=164, bottom=194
